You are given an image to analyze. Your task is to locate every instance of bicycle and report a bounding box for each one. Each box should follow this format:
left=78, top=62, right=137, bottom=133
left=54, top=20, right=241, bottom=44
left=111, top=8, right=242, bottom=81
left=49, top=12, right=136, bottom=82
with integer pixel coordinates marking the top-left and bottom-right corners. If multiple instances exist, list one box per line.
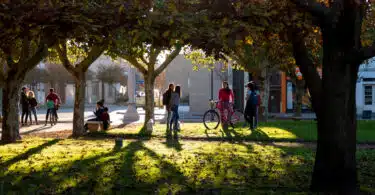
left=49, top=108, right=57, bottom=126
left=203, top=100, right=244, bottom=129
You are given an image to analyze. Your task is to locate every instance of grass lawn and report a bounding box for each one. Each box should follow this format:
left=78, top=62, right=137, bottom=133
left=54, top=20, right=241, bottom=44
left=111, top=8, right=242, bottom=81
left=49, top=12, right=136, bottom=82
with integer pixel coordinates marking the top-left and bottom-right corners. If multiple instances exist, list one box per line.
left=1, top=137, right=375, bottom=194
left=95, top=120, right=375, bottom=143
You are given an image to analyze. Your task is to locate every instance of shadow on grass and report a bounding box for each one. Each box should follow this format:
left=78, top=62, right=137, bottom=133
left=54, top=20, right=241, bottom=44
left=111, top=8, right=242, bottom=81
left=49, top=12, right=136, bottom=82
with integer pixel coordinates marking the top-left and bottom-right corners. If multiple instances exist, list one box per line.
left=4, top=138, right=375, bottom=194
left=0, top=139, right=60, bottom=168
left=20, top=126, right=53, bottom=135
left=163, top=136, right=182, bottom=151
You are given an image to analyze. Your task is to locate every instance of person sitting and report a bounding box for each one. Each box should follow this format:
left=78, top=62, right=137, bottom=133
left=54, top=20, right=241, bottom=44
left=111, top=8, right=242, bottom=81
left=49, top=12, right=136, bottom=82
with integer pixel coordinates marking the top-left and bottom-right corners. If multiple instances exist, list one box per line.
left=84, top=101, right=104, bottom=130
left=100, top=107, right=110, bottom=130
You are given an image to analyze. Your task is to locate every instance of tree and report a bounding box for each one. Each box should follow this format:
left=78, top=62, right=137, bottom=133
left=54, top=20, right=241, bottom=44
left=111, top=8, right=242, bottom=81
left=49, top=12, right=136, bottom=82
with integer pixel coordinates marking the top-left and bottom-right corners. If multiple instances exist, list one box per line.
left=55, top=39, right=108, bottom=137
left=0, top=0, right=142, bottom=143
left=96, top=63, right=127, bottom=102
left=107, top=1, right=193, bottom=131
left=111, top=42, right=182, bottom=131
left=285, top=0, right=375, bottom=192
left=181, top=0, right=375, bottom=192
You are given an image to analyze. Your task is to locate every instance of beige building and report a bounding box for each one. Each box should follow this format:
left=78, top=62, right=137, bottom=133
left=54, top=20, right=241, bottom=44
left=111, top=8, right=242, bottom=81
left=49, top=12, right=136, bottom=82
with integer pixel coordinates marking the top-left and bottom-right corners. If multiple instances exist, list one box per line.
left=165, top=55, right=243, bottom=115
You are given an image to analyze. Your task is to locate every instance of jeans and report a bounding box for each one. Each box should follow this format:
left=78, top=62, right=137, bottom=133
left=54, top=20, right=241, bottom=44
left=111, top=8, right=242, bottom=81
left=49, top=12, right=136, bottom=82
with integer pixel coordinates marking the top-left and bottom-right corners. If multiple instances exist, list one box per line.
left=166, top=108, right=172, bottom=129
left=245, top=107, right=256, bottom=130
left=170, top=105, right=179, bottom=131
left=219, top=101, right=233, bottom=123
left=28, top=107, right=38, bottom=123
left=21, top=106, right=29, bottom=124
left=46, top=108, right=57, bottom=122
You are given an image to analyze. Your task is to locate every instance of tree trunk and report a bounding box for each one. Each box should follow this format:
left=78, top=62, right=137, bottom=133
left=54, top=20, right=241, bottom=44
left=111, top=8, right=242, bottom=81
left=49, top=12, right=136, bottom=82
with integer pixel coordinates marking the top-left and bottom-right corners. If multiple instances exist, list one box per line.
left=72, top=72, right=86, bottom=138
left=261, top=67, right=271, bottom=122
left=101, top=81, right=105, bottom=101
left=294, top=79, right=304, bottom=117
left=1, top=79, right=22, bottom=143
left=143, top=74, right=155, bottom=128
left=311, top=41, right=359, bottom=193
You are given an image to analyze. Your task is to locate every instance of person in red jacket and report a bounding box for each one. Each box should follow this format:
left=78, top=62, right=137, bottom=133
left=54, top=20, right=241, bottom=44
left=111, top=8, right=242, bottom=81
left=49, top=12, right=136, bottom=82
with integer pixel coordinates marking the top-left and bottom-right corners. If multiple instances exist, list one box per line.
left=218, top=81, right=234, bottom=123
left=45, top=88, right=61, bottom=121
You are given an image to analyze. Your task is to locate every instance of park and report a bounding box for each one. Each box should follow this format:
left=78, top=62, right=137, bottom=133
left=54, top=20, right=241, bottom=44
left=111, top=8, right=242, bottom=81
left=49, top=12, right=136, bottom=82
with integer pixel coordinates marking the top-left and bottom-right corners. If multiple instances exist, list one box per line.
left=1, top=0, right=375, bottom=194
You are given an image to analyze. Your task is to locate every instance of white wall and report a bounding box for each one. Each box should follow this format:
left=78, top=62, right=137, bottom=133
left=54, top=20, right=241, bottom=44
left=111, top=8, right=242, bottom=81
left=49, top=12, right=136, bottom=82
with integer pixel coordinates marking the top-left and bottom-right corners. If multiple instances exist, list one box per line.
left=357, top=58, right=375, bottom=115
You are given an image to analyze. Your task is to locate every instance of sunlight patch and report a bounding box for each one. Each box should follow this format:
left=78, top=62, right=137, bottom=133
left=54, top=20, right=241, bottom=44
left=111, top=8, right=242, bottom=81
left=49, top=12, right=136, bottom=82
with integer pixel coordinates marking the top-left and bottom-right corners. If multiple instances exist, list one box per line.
left=258, top=127, right=297, bottom=139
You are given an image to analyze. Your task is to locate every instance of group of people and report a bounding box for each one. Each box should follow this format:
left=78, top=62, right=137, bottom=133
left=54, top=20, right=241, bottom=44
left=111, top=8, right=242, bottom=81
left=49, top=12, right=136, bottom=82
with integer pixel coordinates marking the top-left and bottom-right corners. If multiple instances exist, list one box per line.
left=161, top=81, right=261, bottom=134
left=217, top=81, right=261, bottom=130
left=163, top=83, right=182, bottom=139
left=84, top=99, right=111, bottom=131
left=20, top=87, right=61, bottom=126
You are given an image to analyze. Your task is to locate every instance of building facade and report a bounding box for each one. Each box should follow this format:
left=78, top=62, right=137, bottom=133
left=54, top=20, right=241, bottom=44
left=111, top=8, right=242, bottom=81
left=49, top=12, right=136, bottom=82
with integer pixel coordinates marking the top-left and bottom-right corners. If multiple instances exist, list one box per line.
left=356, top=60, right=375, bottom=117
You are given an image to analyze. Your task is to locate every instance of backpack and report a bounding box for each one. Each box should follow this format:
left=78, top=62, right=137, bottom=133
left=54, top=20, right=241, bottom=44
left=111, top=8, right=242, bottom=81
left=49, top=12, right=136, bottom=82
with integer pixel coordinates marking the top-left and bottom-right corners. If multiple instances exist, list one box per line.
left=46, top=100, right=55, bottom=109
left=162, top=91, right=169, bottom=106
left=249, top=91, right=258, bottom=106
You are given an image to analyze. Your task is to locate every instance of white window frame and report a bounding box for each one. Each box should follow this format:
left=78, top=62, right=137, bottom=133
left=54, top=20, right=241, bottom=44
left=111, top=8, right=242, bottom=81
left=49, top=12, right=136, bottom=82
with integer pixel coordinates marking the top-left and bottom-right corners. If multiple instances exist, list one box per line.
left=364, top=85, right=373, bottom=105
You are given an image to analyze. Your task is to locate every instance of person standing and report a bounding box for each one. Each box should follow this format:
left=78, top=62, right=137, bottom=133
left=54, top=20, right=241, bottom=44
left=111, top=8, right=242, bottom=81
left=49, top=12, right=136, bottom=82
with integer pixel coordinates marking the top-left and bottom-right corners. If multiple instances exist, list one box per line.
left=218, top=81, right=234, bottom=126
left=244, top=81, right=261, bottom=128
left=28, top=91, right=39, bottom=125
left=163, top=83, right=174, bottom=136
left=45, top=88, right=61, bottom=120
left=20, top=87, right=30, bottom=126
left=169, top=85, right=181, bottom=139
left=45, top=97, right=56, bottom=126
left=244, top=82, right=258, bottom=130
left=254, top=85, right=261, bottom=129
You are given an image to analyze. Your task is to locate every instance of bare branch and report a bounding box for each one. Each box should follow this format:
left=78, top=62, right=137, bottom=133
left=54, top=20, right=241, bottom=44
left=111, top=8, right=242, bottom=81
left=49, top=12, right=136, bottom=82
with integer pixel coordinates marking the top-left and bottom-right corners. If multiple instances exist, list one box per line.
left=20, top=34, right=30, bottom=63
left=290, top=0, right=330, bottom=20
left=140, top=55, right=149, bottom=66
left=154, top=45, right=182, bottom=76
left=55, top=40, right=77, bottom=75
left=123, top=55, right=148, bottom=75
left=289, top=28, right=323, bottom=116
left=21, top=43, right=48, bottom=74
left=78, top=42, right=108, bottom=72
left=149, top=46, right=161, bottom=66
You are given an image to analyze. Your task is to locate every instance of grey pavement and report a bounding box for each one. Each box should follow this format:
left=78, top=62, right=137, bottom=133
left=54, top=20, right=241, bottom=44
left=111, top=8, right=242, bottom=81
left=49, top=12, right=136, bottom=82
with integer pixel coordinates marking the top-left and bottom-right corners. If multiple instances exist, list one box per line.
left=0, top=105, right=192, bottom=135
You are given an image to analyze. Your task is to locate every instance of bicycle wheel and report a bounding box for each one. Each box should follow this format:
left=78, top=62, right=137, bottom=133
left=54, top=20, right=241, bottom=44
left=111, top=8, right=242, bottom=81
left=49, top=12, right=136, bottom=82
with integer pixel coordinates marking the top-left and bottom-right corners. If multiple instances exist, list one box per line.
left=230, top=110, right=244, bottom=126
left=50, top=114, right=54, bottom=126
left=203, top=110, right=220, bottom=129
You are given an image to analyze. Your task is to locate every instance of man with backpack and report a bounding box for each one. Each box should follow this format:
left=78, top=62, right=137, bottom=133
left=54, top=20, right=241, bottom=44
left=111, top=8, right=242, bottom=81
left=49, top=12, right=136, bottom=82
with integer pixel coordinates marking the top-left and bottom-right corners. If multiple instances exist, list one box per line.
left=244, top=82, right=258, bottom=130
left=162, top=83, right=174, bottom=136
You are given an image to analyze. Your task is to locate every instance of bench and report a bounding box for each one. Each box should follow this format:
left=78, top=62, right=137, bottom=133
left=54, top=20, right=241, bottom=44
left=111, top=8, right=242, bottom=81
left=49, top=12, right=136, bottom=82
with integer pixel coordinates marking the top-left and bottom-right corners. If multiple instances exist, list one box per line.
left=86, top=121, right=111, bottom=132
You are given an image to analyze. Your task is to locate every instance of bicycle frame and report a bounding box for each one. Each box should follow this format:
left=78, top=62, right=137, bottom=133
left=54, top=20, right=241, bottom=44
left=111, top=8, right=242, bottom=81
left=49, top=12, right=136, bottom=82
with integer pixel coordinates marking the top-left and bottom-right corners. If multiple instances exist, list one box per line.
left=210, top=100, right=235, bottom=124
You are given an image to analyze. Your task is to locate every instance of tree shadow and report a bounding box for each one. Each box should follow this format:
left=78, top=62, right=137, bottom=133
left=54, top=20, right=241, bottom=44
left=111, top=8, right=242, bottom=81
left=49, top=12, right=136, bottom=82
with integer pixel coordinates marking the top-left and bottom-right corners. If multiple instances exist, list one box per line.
left=111, top=140, right=189, bottom=194
left=20, top=126, right=52, bottom=135
left=0, top=139, right=59, bottom=168
left=248, top=128, right=270, bottom=140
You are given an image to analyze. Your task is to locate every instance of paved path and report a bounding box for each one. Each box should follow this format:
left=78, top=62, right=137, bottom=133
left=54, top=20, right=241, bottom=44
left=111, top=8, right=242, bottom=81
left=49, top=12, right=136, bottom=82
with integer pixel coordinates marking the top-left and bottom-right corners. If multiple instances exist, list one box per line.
left=0, top=105, right=319, bottom=135
left=0, top=106, right=178, bottom=135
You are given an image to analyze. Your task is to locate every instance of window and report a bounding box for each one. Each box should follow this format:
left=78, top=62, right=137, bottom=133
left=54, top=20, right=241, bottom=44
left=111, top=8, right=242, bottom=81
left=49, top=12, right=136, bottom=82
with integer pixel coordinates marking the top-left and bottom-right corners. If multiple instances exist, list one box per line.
left=364, top=86, right=372, bottom=105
